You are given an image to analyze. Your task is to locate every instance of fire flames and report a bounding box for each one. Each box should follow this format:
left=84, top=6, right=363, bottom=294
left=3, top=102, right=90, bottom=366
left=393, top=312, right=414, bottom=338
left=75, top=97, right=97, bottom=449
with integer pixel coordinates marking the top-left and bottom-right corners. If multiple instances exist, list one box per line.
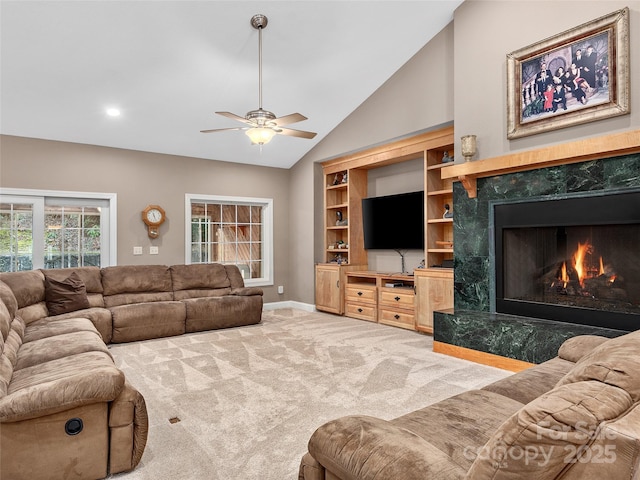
left=556, top=241, right=616, bottom=294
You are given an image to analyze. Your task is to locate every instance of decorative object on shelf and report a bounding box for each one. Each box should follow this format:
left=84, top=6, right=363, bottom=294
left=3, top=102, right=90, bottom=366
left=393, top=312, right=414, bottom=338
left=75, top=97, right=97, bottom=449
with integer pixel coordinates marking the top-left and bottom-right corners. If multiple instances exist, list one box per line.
left=441, top=151, right=454, bottom=163
left=506, top=7, right=629, bottom=139
left=342, top=171, right=348, bottom=183
left=461, top=135, right=477, bottom=162
left=443, top=203, right=453, bottom=219
left=332, top=172, right=344, bottom=185
left=141, top=204, right=166, bottom=238
left=436, top=240, right=454, bottom=248
left=331, top=253, right=346, bottom=264
left=336, top=211, right=348, bottom=226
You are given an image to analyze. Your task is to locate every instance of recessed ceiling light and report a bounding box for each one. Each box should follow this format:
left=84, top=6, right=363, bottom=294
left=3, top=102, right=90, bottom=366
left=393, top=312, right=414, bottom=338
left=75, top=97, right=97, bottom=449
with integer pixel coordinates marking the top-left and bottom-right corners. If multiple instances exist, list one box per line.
left=106, top=107, right=121, bottom=117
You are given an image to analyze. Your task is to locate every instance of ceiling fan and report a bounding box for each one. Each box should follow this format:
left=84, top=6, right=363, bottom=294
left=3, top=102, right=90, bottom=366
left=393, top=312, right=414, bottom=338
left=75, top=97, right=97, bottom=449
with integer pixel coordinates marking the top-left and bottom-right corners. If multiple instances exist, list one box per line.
left=200, top=14, right=317, bottom=146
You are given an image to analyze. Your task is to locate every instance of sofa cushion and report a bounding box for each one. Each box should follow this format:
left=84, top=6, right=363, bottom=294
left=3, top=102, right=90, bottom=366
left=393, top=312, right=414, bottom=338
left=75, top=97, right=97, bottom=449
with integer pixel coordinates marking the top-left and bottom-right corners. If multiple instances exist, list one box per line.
left=43, top=307, right=113, bottom=344
left=481, top=357, right=573, bottom=405
left=0, top=280, right=18, bottom=322
left=183, top=295, right=262, bottom=333
left=557, top=329, right=640, bottom=401
left=465, top=381, right=633, bottom=479
left=1, top=350, right=124, bottom=422
left=15, top=330, right=110, bottom=370
left=24, top=317, right=100, bottom=343
left=44, top=271, right=90, bottom=316
left=0, top=270, right=45, bottom=310
left=101, top=265, right=172, bottom=296
left=170, top=263, right=230, bottom=291
left=110, top=301, right=186, bottom=343
left=102, top=265, right=173, bottom=308
left=557, top=334, right=611, bottom=363
left=41, top=266, right=103, bottom=294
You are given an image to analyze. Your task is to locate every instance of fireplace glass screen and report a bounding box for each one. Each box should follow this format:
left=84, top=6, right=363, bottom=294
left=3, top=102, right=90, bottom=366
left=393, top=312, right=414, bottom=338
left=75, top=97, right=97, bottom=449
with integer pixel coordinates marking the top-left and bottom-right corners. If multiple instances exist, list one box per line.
left=494, top=191, right=640, bottom=331
left=502, top=224, right=640, bottom=315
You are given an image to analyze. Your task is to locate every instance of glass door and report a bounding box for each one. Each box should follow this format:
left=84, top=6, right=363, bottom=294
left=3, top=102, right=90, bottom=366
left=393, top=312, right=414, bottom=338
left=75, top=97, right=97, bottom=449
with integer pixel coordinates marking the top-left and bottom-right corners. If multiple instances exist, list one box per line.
left=0, top=196, right=44, bottom=272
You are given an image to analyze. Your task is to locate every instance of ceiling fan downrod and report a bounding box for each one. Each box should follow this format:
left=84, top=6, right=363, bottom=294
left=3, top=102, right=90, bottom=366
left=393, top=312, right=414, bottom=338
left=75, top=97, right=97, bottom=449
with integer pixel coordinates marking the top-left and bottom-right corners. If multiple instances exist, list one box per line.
left=251, top=14, right=268, bottom=113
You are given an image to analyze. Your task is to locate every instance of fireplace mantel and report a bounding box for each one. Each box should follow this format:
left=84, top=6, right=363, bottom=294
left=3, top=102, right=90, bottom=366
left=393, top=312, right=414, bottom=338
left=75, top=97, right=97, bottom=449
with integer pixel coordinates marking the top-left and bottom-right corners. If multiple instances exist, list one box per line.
left=442, top=129, right=640, bottom=198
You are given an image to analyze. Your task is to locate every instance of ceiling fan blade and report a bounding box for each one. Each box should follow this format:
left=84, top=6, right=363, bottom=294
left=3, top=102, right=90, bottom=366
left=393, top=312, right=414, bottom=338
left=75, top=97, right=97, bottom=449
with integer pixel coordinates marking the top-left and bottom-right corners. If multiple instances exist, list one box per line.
left=200, top=126, right=246, bottom=134
left=272, top=113, right=308, bottom=126
left=277, top=127, right=317, bottom=139
left=215, top=111, right=253, bottom=125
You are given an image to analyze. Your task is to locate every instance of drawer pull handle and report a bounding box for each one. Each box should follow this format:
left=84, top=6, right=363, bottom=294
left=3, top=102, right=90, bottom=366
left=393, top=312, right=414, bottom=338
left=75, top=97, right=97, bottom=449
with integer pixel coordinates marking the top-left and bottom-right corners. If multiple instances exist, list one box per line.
left=358, top=291, right=363, bottom=296
left=394, top=314, right=400, bottom=320
left=394, top=296, right=401, bottom=302
left=358, top=308, right=363, bottom=313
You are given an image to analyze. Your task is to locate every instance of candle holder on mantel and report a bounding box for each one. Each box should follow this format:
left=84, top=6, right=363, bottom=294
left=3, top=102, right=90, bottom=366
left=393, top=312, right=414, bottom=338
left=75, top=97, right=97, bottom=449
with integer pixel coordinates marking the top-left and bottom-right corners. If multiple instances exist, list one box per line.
left=461, top=135, right=477, bottom=162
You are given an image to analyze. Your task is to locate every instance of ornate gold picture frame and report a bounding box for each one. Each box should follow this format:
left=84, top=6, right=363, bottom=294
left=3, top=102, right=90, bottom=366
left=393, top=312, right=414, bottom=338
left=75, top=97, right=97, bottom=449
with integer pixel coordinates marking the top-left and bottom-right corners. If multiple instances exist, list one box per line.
left=507, top=8, right=629, bottom=139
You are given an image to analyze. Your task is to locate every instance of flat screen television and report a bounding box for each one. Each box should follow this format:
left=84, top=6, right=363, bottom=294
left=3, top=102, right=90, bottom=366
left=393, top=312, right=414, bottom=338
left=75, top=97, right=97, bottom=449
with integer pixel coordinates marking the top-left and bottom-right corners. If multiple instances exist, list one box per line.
left=362, top=191, right=424, bottom=250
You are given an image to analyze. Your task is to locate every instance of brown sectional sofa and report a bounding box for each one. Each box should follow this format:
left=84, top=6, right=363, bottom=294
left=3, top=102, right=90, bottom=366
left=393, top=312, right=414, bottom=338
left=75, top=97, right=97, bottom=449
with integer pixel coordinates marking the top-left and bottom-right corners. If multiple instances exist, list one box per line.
left=299, top=331, right=640, bottom=480
left=0, top=263, right=263, bottom=480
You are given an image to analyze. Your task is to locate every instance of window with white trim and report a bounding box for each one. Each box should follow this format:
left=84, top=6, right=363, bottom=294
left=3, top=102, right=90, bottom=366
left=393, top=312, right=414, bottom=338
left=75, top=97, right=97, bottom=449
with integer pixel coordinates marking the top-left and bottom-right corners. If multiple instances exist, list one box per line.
left=0, top=189, right=116, bottom=272
left=186, top=194, right=273, bottom=286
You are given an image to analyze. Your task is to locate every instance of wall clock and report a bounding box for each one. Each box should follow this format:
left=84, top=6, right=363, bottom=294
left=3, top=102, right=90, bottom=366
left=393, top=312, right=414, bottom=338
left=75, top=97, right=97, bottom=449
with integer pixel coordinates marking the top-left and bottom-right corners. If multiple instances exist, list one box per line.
left=141, top=205, right=166, bottom=238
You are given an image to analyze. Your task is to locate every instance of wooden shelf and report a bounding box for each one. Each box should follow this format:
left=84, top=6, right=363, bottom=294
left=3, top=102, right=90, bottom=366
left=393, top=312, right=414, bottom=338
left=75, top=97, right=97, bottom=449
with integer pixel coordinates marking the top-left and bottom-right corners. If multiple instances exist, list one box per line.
left=327, top=225, right=348, bottom=230
left=427, top=188, right=453, bottom=196
left=426, top=162, right=450, bottom=171
left=441, top=129, right=640, bottom=198
left=427, top=248, right=453, bottom=253
left=327, top=203, right=348, bottom=209
left=427, top=218, right=453, bottom=224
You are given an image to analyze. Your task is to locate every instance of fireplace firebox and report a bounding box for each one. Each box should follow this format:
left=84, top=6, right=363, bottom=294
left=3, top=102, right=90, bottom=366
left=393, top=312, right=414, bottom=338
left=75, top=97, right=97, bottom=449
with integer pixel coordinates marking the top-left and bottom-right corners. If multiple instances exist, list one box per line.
left=494, top=190, right=640, bottom=331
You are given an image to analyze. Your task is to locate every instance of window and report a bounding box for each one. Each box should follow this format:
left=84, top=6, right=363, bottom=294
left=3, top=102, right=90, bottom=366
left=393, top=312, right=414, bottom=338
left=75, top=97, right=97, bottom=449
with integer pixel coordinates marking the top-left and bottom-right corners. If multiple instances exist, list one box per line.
left=186, top=194, right=273, bottom=286
left=0, top=189, right=116, bottom=272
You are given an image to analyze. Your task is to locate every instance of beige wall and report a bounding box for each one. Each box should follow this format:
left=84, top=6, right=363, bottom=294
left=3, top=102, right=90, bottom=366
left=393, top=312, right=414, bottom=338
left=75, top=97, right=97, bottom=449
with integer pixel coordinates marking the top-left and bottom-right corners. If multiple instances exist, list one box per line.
left=290, top=1, right=640, bottom=306
left=289, top=22, right=456, bottom=304
left=0, top=135, right=289, bottom=302
left=454, top=0, right=640, bottom=157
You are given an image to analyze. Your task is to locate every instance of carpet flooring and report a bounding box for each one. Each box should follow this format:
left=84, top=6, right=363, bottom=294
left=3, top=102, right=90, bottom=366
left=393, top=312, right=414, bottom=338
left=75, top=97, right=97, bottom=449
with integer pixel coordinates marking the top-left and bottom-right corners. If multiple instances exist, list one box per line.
left=109, top=308, right=512, bottom=480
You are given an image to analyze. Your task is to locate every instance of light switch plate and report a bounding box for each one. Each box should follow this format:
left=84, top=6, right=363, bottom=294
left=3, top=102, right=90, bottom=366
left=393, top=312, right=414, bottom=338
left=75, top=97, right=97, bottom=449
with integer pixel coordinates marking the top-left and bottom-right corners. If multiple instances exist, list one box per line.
left=149, top=246, right=159, bottom=255
left=133, top=246, right=143, bottom=255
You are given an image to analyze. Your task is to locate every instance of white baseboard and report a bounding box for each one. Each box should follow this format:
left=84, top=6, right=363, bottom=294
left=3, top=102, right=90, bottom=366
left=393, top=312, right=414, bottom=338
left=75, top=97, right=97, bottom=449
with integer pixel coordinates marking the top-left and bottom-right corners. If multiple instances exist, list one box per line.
left=263, top=301, right=316, bottom=312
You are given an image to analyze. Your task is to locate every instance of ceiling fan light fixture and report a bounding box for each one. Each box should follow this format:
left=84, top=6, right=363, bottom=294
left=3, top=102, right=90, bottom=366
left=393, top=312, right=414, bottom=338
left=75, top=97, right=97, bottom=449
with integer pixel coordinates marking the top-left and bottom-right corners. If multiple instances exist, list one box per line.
left=246, top=127, right=276, bottom=145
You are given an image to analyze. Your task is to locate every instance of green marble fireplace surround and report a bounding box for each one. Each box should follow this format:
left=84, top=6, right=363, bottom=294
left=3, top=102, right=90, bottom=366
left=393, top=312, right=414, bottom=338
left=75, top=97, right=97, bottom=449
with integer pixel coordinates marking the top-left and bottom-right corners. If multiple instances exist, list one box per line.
left=434, top=151, right=640, bottom=364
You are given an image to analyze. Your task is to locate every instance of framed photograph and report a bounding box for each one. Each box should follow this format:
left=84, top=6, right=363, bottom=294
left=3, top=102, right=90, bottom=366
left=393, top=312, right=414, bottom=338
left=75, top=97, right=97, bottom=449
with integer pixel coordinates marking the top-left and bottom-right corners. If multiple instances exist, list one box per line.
left=507, top=8, right=629, bottom=139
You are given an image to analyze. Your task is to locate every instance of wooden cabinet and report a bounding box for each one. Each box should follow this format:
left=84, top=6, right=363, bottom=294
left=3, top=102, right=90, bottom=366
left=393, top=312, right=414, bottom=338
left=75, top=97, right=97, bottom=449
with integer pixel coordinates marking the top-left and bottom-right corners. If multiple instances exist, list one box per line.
left=415, top=269, right=454, bottom=334
left=345, top=281, right=377, bottom=322
left=315, top=263, right=367, bottom=315
left=315, top=264, right=342, bottom=314
left=315, top=126, right=455, bottom=330
left=345, top=271, right=416, bottom=330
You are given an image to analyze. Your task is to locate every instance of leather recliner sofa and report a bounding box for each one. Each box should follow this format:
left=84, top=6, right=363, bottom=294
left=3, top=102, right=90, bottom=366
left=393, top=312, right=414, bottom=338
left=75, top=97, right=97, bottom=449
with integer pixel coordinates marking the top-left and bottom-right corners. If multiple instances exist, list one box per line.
left=0, top=263, right=263, bottom=480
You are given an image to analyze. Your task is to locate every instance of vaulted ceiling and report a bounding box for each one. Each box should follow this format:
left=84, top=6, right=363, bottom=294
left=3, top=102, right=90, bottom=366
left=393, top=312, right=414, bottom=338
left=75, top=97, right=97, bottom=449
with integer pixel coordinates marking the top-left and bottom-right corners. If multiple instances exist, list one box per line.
left=1, top=1, right=462, bottom=169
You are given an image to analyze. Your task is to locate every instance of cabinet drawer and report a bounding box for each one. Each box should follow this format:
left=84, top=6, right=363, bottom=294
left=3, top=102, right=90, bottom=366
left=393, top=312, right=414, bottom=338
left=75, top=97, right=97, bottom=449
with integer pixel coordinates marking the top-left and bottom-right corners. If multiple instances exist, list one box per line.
left=379, top=308, right=415, bottom=330
left=380, top=289, right=414, bottom=308
left=346, top=285, right=377, bottom=304
left=345, top=302, right=377, bottom=322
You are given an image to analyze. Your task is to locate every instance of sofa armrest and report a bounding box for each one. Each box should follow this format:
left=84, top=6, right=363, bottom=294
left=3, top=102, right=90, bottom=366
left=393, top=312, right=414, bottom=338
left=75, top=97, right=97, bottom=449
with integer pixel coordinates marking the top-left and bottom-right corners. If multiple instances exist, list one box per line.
left=557, top=334, right=611, bottom=363
left=231, top=287, right=263, bottom=296
left=0, top=365, right=124, bottom=422
left=109, top=381, right=148, bottom=474
left=308, top=415, right=466, bottom=480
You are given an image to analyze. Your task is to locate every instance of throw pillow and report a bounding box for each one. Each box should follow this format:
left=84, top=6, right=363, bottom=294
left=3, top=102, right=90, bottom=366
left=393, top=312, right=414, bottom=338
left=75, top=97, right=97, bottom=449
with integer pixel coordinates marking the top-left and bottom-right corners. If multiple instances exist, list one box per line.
left=556, top=329, right=640, bottom=402
left=44, top=271, right=90, bottom=316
